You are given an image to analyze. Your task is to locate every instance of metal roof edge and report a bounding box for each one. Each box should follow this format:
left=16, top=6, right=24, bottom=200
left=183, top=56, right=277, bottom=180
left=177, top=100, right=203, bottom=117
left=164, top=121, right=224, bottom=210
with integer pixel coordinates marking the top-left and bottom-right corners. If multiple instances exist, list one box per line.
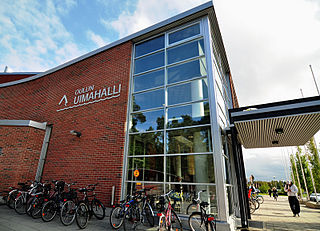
left=0, top=1, right=213, bottom=88
left=0, top=120, right=47, bottom=130
left=0, top=72, right=41, bottom=75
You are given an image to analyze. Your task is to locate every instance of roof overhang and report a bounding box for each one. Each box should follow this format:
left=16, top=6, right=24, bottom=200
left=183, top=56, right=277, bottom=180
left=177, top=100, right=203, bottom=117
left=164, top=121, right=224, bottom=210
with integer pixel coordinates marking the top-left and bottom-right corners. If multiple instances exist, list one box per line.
left=229, top=96, right=320, bottom=149
left=0, top=120, right=47, bottom=130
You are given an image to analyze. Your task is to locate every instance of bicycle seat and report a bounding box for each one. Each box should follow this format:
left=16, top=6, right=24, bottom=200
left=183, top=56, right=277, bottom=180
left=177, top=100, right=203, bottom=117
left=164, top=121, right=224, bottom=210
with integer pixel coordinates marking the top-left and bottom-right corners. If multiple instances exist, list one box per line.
left=200, top=201, right=209, bottom=207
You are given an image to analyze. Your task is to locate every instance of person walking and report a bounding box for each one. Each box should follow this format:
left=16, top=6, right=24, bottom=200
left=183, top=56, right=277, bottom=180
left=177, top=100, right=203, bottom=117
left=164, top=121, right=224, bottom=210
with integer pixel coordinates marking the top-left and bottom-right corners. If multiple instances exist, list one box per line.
left=268, top=188, right=272, bottom=197
left=285, top=181, right=300, bottom=217
left=272, top=187, right=278, bottom=201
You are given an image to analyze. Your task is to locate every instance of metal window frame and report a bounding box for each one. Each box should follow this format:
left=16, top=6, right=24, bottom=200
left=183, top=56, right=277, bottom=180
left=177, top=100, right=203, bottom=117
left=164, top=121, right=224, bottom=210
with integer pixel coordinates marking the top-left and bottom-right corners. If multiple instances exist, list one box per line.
left=123, top=16, right=218, bottom=199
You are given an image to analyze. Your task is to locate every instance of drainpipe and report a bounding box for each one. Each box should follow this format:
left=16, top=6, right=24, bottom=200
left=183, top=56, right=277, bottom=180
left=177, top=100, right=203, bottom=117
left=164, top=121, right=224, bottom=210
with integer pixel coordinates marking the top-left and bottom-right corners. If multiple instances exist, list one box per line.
left=35, top=124, right=53, bottom=182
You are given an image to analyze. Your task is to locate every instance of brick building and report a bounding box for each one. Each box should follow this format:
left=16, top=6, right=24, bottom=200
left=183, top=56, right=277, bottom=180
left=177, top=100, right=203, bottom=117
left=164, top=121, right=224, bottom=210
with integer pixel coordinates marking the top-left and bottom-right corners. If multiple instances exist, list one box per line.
left=0, top=2, right=288, bottom=230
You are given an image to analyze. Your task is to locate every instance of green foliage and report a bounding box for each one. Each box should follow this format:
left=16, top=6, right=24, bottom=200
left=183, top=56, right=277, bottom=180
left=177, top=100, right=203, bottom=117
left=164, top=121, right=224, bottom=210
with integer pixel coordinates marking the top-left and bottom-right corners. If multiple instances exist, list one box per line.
left=306, top=137, right=320, bottom=193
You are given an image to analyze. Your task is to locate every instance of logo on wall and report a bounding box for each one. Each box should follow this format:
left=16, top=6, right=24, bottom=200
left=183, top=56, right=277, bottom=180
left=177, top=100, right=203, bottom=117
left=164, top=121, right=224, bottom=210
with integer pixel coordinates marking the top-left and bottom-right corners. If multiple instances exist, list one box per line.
left=57, top=84, right=121, bottom=112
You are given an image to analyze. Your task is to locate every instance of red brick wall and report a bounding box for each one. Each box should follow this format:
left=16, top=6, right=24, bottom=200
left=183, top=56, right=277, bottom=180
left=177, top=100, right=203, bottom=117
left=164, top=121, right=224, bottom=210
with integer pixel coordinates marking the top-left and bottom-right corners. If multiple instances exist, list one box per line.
left=0, top=41, right=132, bottom=205
left=0, top=127, right=44, bottom=192
left=0, top=73, right=39, bottom=84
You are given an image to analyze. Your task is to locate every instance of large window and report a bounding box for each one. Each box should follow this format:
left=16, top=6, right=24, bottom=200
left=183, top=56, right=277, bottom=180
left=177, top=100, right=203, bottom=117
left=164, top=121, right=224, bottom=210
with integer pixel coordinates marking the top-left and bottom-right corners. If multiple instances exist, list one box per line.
left=126, top=21, right=216, bottom=215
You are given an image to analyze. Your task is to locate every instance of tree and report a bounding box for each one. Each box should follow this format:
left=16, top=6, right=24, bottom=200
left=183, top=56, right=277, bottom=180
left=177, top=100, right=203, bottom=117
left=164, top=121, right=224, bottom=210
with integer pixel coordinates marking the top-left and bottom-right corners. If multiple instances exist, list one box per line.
left=295, top=147, right=313, bottom=196
left=306, top=137, right=320, bottom=193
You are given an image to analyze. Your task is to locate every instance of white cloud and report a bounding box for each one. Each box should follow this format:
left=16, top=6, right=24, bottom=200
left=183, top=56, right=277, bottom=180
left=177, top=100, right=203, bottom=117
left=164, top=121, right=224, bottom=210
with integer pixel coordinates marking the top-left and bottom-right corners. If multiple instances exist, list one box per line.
left=103, top=0, right=208, bottom=38
left=86, top=30, right=109, bottom=48
left=0, top=0, right=83, bottom=72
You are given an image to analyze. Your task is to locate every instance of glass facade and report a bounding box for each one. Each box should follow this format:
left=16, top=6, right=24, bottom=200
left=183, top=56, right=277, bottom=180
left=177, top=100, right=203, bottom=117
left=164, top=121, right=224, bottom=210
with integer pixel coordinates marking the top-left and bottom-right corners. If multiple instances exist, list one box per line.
left=125, top=20, right=218, bottom=215
left=123, top=17, right=238, bottom=221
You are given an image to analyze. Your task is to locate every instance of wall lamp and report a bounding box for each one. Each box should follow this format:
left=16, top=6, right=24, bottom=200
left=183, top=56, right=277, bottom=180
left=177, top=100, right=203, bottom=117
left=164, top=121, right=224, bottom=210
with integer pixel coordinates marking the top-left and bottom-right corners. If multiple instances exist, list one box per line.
left=275, top=128, right=284, bottom=135
left=70, top=130, right=82, bottom=137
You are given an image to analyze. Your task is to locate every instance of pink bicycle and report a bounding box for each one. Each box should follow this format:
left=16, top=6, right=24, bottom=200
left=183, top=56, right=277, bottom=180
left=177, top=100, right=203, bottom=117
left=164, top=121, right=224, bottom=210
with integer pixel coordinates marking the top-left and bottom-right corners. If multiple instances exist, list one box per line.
left=157, top=190, right=182, bottom=231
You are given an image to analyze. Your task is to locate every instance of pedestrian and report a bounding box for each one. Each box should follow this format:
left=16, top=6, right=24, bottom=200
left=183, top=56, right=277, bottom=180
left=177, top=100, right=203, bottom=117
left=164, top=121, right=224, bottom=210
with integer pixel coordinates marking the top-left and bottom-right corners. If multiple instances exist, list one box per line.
left=285, top=181, right=300, bottom=217
left=268, top=188, right=272, bottom=197
left=272, top=187, right=278, bottom=201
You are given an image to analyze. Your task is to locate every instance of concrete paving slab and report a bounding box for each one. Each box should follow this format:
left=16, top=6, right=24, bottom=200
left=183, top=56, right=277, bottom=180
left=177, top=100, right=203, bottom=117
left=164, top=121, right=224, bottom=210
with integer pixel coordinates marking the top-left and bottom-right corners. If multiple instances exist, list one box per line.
left=249, top=195, right=320, bottom=231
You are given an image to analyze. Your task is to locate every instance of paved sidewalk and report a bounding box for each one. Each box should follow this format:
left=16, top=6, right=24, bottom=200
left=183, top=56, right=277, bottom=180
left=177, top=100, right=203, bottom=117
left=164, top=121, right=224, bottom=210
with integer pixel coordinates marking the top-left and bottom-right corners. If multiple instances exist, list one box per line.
left=249, top=195, right=320, bottom=231
left=0, top=205, right=157, bottom=231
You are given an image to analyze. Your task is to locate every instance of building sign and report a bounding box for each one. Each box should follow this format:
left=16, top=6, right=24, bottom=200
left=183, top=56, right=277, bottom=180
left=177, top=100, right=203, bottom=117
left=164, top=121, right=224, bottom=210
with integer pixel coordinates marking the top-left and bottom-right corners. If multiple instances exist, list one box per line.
left=57, top=84, right=121, bottom=112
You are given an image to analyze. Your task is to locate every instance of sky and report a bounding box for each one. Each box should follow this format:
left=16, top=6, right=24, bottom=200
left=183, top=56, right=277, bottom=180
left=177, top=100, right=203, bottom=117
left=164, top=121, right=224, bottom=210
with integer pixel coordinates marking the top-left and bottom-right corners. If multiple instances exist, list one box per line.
left=1, top=0, right=320, bottom=182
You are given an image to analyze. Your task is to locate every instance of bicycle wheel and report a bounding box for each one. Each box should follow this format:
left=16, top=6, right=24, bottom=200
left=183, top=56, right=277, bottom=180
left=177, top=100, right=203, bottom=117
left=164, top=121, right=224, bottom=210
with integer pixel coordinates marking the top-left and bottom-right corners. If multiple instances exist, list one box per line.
left=249, top=201, right=255, bottom=214
left=186, top=203, right=199, bottom=214
left=14, top=195, right=26, bottom=215
left=143, top=202, right=154, bottom=227
left=110, top=206, right=125, bottom=229
left=42, top=200, right=57, bottom=222
left=26, top=197, right=34, bottom=216
left=257, top=196, right=264, bottom=204
left=76, top=202, right=89, bottom=229
left=170, top=210, right=183, bottom=231
left=60, top=200, right=76, bottom=226
left=7, top=191, right=18, bottom=209
left=254, top=199, right=260, bottom=210
left=189, top=212, right=206, bottom=231
left=91, top=198, right=105, bottom=220
left=123, top=207, right=140, bottom=231
left=31, top=197, right=43, bottom=219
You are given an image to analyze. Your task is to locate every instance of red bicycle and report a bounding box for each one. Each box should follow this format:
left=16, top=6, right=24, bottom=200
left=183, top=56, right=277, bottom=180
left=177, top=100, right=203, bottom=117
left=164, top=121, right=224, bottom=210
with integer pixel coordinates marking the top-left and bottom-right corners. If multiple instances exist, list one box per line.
left=157, top=190, right=182, bottom=231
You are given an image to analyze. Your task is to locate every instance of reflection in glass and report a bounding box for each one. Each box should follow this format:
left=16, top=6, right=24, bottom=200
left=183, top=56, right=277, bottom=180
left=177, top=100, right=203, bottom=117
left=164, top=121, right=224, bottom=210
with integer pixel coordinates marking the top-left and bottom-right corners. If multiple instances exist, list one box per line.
left=134, top=52, right=164, bottom=74
left=168, top=79, right=208, bottom=105
left=168, top=58, right=206, bottom=84
left=167, top=102, right=210, bottom=128
left=135, top=35, right=165, bottom=57
left=169, top=23, right=200, bottom=44
left=165, top=184, right=217, bottom=215
left=167, top=39, right=204, bottom=64
left=133, top=89, right=164, bottom=111
left=167, top=126, right=212, bottom=154
left=130, top=110, right=164, bottom=133
left=127, top=156, right=164, bottom=181
left=166, top=154, right=214, bottom=183
left=227, top=186, right=234, bottom=215
left=129, top=132, right=164, bottom=155
left=134, top=69, right=164, bottom=92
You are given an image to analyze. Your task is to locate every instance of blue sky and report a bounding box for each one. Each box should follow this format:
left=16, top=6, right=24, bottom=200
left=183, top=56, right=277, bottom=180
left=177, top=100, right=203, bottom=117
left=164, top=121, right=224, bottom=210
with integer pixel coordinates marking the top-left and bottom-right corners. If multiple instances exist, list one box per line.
left=1, top=0, right=320, bottom=182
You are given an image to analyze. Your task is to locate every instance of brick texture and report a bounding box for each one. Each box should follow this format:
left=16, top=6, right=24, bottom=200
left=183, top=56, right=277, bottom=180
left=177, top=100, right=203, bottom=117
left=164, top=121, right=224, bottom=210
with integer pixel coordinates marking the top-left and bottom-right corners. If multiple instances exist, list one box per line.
left=0, top=127, right=44, bottom=192
left=0, top=41, right=132, bottom=205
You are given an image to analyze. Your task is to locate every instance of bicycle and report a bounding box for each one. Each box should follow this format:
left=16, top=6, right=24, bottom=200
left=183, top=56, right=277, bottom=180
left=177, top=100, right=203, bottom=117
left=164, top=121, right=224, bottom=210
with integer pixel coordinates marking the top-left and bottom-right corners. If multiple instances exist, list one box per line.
left=77, top=183, right=105, bottom=220
left=157, top=190, right=183, bottom=231
left=76, top=202, right=90, bottom=229
left=188, top=200, right=216, bottom=231
left=29, top=182, right=52, bottom=219
left=41, top=180, right=70, bottom=222
left=14, top=181, right=41, bottom=215
left=60, top=183, right=104, bottom=227
left=122, top=188, right=155, bottom=230
left=251, top=192, right=264, bottom=204
left=186, top=189, right=207, bottom=214
left=6, top=182, right=30, bottom=209
left=109, top=195, right=131, bottom=229
left=59, top=183, right=78, bottom=226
